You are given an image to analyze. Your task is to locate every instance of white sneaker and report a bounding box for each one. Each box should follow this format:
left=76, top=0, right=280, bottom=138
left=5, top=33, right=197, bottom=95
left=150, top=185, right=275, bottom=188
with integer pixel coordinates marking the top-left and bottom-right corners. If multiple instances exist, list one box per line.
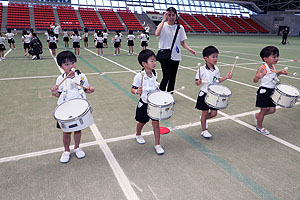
left=96, top=54, right=100, bottom=56
left=128, top=53, right=131, bottom=55
left=252, top=113, right=258, bottom=127
left=74, top=148, right=85, bottom=159
left=154, top=145, right=164, bottom=155
left=135, top=135, right=146, bottom=144
left=113, top=54, right=116, bottom=56
left=256, top=127, right=270, bottom=135
left=117, top=54, right=120, bottom=56
left=32, top=55, right=37, bottom=60
left=101, top=54, right=103, bottom=56
left=1, top=57, right=5, bottom=60
left=201, top=130, right=212, bottom=138
left=60, top=151, right=70, bottom=163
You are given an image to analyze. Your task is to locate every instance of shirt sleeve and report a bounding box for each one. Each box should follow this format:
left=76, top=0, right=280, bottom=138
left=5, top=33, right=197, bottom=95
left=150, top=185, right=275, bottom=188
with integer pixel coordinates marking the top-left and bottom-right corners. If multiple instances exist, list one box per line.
left=80, top=74, right=90, bottom=88
left=132, top=73, right=141, bottom=88
left=179, top=25, right=188, bottom=42
left=56, top=75, right=64, bottom=92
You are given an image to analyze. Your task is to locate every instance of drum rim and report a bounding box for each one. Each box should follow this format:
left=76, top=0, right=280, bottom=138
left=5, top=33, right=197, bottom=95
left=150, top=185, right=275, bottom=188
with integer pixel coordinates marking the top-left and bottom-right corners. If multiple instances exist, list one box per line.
left=147, top=91, right=175, bottom=107
left=208, top=84, right=232, bottom=97
left=275, top=83, right=300, bottom=97
left=53, top=98, right=91, bottom=121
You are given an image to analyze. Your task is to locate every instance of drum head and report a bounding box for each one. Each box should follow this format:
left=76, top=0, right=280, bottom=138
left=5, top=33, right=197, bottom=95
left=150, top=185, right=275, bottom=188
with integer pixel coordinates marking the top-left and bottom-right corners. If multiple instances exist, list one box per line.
left=148, top=91, right=174, bottom=106
left=208, top=85, right=231, bottom=95
left=277, top=84, right=300, bottom=97
left=54, top=99, right=89, bottom=120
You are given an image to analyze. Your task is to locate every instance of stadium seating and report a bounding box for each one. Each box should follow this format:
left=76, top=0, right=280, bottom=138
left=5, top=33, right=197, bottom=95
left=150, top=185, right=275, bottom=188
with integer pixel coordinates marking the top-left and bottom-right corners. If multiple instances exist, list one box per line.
left=7, top=3, right=30, bottom=29
left=0, top=3, right=2, bottom=28
left=33, top=5, right=55, bottom=30
left=178, top=17, right=193, bottom=32
left=207, top=15, right=234, bottom=33
left=98, top=9, right=124, bottom=31
left=79, top=7, right=104, bottom=30
left=231, top=16, right=258, bottom=33
left=179, top=13, right=207, bottom=32
left=219, top=16, right=246, bottom=33
left=117, top=10, right=144, bottom=31
left=242, top=17, right=269, bottom=33
left=146, top=11, right=160, bottom=14
left=193, top=14, right=221, bottom=33
left=57, top=6, right=81, bottom=30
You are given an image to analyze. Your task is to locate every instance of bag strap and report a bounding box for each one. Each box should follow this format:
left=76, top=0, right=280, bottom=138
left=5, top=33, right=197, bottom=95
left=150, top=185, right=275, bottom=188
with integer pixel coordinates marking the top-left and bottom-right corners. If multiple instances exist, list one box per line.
left=170, top=24, right=180, bottom=52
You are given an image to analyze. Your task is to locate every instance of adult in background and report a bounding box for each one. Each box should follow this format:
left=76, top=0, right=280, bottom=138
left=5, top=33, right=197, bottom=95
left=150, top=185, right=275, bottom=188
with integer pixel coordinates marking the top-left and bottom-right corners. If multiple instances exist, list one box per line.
left=281, top=27, right=289, bottom=45
left=155, top=7, right=196, bottom=92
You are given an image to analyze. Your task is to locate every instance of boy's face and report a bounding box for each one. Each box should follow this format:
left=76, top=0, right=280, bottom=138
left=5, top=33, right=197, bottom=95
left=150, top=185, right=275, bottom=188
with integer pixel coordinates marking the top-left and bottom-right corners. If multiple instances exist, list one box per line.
left=60, top=61, right=76, bottom=75
left=264, top=53, right=279, bottom=65
left=204, top=52, right=218, bottom=66
left=142, top=55, right=156, bottom=71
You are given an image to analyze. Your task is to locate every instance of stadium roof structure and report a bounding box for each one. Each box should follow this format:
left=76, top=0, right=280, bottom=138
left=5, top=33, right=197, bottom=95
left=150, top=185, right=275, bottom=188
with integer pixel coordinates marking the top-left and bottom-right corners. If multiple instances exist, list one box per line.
left=206, top=0, right=300, bottom=13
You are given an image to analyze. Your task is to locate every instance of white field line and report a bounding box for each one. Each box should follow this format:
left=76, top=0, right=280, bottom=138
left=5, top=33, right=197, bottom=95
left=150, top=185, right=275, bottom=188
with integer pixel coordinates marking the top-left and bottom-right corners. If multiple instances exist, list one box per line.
left=148, top=185, right=160, bottom=200
left=88, top=48, right=300, bottom=153
left=50, top=50, right=139, bottom=200
left=4, top=49, right=12, bottom=57
left=1, top=101, right=299, bottom=163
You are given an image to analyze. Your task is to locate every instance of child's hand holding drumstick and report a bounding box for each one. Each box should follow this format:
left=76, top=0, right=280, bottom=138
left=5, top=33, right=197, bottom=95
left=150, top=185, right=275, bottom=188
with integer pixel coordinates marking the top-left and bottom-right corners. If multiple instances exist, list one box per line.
left=195, top=63, right=202, bottom=86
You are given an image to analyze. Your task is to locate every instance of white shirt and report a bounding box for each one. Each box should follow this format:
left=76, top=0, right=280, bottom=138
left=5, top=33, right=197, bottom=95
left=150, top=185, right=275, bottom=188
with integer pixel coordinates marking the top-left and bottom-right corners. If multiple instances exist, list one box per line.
left=49, top=36, right=57, bottom=43
left=0, top=37, right=6, bottom=44
left=22, top=35, right=31, bottom=43
left=132, top=71, right=159, bottom=103
left=63, top=31, right=68, bottom=37
left=127, top=34, right=135, bottom=40
left=54, top=25, right=60, bottom=34
left=145, top=26, right=150, bottom=33
left=103, top=32, right=108, bottom=39
left=158, top=23, right=187, bottom=61
left=56, top=72, right=90, bottom=105
left=5, top=33, right=14, bottom=39
left=259, top=62, right=278, bottom=89
left=84, top=33, right=88, bottom=38
left=140, top=33, right=148, bottom=42
left=71, top=35, right=81, bottom=42
left=96, top=36, right=104, bottom=43
left=114, top=35, right=121, bottom=42
left=93, top=33, right=98, bottom=39
left=195, top=64, right=220, bottom=93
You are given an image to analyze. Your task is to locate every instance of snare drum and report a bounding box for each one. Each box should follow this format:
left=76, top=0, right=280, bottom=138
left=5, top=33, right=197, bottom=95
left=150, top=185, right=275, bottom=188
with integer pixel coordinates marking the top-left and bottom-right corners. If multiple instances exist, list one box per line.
left=147, top=91, right=174, bottom=120
left=205, top=85, right=232, bottom=109
left=271, top=84, right=300, bottom=108
left=53, top=98, right=94, bottom=132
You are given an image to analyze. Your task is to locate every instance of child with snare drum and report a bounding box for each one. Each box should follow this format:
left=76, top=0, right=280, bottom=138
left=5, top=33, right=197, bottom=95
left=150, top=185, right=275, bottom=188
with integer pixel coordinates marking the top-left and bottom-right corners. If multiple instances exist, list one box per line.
left=253, top=46, right=288, bottom=135
left=51, top=51, right=95, bottom=163
left=195, top=46, right=232, bottom=138
left=131, top=49, right=164, bottom=155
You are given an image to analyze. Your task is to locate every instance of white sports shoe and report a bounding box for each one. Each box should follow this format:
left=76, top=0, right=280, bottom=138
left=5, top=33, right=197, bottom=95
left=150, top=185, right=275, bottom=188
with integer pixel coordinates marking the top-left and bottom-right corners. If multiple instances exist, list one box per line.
left=60, top=151, right=70, bottom=163
left=256, top=127, right=270, bottom=135
left=74, top=148, right=85, bottom=159
left=135, top=135, right=146, bottom=144
left=32, top=55, right=37, bottom=60
left=154, top=145, right=164, bottom=155
left=201, top=130, right=212, bottom=138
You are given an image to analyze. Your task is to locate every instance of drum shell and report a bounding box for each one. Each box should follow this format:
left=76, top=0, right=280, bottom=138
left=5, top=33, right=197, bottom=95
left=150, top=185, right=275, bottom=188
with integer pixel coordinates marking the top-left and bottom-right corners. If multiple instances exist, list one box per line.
left=205, top=85, right=232, bottom=109
left=271, top=84, right=300, bottom=108
left=53, top=99, right=94, bottom=132
left=147, top=91, right=174, bottom=120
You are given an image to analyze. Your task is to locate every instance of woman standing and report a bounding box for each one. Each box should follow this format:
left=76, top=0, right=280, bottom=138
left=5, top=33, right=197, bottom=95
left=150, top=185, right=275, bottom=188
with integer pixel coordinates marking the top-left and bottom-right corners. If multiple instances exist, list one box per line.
left=155, top=7, right=196, bottom=92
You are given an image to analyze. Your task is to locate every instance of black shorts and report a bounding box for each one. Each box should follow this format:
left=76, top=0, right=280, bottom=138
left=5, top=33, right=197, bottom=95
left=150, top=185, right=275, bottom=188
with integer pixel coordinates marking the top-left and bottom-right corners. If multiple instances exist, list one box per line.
left=256, top=87, right=276, bottom=108
left=195, top=91, right=218, bottom=111
left=128, top=40, right=134, bottom=46
left=0, top=44, right=6, bottom=51
left=49, top=42, right=57, bottom=49
left=63, top=37, right=69, bottom=42
left=73, top=42, right=80, bottom=48
left=114, top=42, right=120, bottom=48
left=96, top=42, right=103, bottom=48
left=24, top=43, right=30, bottom=49
left=84, top=38, right=88, bottom=42
left=103, top=38, right=107, bottom=43
left=141, top=41, right=148, bottom=47
left=54, top=34, right=59, bottom=38
left=8, top=38, right=15, bottom=44
left=135, top=99, right=158, bottom=123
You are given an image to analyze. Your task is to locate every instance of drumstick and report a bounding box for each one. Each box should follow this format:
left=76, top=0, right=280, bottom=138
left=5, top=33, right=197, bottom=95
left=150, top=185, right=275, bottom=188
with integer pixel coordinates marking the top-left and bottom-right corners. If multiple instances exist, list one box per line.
left=70, top=80, right=89, bottom=90
left=57, top=68, right=76, bottom=87
left=169, top=86, right=185, bottom=93
left=198, top=63, right=201, bottom=79
left=230, top=56, right=239, bottom=73
left=140, top=71, right=144, bottom=88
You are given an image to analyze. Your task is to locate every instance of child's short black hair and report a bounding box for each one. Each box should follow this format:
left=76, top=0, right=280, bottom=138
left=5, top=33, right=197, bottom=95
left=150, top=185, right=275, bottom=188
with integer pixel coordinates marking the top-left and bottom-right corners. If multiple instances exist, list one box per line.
left=7, top=29, right=11, bottom=33
left=84, top=27, right=88, bottom=32
left=202, top=46, right=219, bottom=58
left=57, top=51, right=77, bottom=67
left=64, top=29, right=67, bottom=31
left=138, top=49, right=156, bottom=67
left=260, top=46, right=279, bottom=61
left=129, top=30, right=133, bottom=34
